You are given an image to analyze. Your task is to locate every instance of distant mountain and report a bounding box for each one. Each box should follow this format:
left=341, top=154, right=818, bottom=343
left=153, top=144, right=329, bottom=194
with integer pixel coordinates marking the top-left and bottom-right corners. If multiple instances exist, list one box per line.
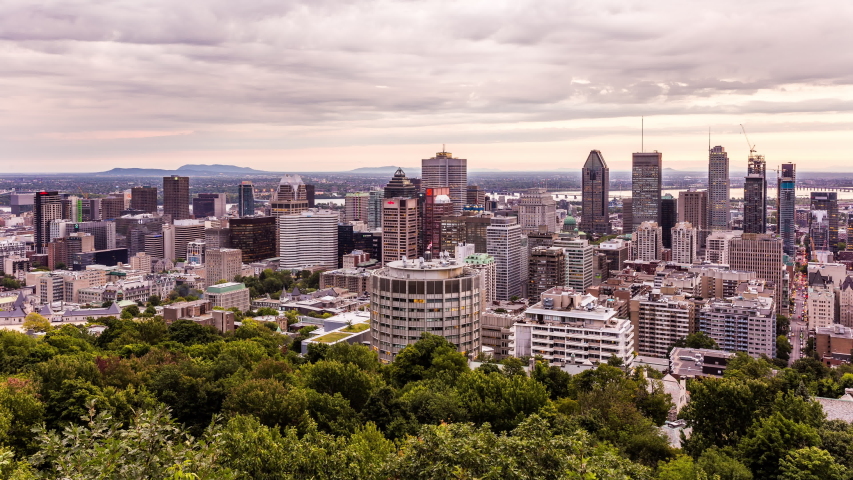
left=348, top=166, right=420, bottom=174
left=98, top=164, right=273, bottom=176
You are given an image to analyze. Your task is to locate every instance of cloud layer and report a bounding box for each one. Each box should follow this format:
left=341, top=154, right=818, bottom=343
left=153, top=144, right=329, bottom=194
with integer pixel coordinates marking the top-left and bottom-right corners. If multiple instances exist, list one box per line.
left=2, top=0, right=853, bottom=171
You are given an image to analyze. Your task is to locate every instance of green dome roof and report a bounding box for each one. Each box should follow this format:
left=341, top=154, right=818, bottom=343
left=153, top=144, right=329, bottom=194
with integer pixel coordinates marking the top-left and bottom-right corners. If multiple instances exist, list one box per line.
left=564, top=216, right=577, bottom=225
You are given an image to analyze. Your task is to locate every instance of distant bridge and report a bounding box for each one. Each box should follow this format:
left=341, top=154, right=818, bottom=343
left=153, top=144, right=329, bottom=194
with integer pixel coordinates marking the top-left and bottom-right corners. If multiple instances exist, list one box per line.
left=766, top=186, right=853, bottom=193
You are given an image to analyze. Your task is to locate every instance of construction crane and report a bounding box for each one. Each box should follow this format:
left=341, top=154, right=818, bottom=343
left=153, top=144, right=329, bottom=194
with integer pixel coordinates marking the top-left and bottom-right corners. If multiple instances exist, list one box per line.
left=739, top=124, right=757, bottom=155
left=77, top=186, right=89, bottom=199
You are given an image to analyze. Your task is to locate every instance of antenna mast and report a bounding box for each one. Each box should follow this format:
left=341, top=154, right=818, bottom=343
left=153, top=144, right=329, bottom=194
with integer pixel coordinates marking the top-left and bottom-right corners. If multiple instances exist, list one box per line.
left=641, top=116, right=644, bottom=152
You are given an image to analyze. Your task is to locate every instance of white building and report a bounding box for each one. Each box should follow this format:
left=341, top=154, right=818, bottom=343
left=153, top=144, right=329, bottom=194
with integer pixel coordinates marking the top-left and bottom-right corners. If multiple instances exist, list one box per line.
left=705, top=230, right=740, bottom=264
left=633, top=221, right=662, bottom=261
left=163, top=220, right=205, bottom=262
left=560, top=238, right=593, bottom=292
left=518, top=188, right=558, bottom=234
left=487, top=217, right=523, bottom=300
left=700, top=294, right=776, bottom=358
left=510, top=287, right=635, bottom=367
left=671, top=222, right=697, bottom=264
left=278, top=210, right=339, bottom=270
left=808, top=286, right=837, bottom=331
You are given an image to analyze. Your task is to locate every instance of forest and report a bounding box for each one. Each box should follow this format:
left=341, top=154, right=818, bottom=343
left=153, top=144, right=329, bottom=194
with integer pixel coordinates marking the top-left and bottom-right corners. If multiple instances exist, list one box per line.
left=1, top=316, right=852, bottom=479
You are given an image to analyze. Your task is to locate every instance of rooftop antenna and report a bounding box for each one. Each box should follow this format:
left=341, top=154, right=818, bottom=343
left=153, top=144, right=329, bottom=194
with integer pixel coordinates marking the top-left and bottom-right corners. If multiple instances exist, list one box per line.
left=641, top=116, right=644, bottom=152
left=708, top=127, right=711, bottom=152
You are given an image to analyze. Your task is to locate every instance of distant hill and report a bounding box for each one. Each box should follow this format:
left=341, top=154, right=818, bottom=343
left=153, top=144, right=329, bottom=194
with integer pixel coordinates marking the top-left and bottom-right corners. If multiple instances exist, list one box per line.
left=98, top=164, right=274, bottom=176
left=348, top=166, right=420, bottom=175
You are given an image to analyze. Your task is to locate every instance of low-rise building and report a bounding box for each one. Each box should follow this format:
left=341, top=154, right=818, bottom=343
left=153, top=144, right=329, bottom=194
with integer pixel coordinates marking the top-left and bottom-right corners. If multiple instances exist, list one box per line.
left=669, top=347, right=735, bottom=379
left=630, top=288, right=697, bottom=358
left=816, top=324, right=853, bottom=365
left=699, top=293, right=776, bottom=358
left=205, top=282, right=251, bottom=312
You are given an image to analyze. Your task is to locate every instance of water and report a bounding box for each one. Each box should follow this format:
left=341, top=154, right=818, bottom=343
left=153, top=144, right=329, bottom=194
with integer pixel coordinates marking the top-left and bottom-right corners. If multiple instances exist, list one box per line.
left=490, top=189, right=853, bottom=201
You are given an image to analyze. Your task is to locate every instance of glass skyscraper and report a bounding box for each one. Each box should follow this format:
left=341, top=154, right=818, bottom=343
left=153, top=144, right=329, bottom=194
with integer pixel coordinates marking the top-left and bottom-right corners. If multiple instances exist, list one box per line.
left=581, top=150, right=611, bottom=235
left=708, top=146, right=730, bottom=230
left=238, top=181, right=255, bottom=217
left=743, top=155, right=767, bottom=234
left=778, top=164, right=796, bottom=256
left=631, top=152, right=662, bottom=231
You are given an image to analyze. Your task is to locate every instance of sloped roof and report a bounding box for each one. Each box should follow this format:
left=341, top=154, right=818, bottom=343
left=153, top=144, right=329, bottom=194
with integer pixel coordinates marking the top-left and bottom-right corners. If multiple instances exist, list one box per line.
left=816, top=396, right=853, bottom=422
left=0, top=307, right=26, bottom=319
left=841, top=275, right=853, bottom=292
left=62, top=302, right=121, bottom=318
left=38, top=304, right=53, bottom=316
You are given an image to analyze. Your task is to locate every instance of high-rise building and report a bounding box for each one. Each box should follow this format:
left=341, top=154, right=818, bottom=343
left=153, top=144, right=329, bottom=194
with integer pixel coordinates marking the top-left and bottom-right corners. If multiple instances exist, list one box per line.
left=595, top=238, right=631, bottom=273
left=631, top=152, right=663, bottom=230
left=367, top=189, right=385, bottom=230
left=205, top=227, right=231, bottom=250
left=743, top=155, right=767, bottom=234
left=708, top=146, right=730, bottom=231
left=630, top=290, right=697, bottom=358
left=186, top=240, right=205, bottom=265
left=144, top=234, right=165, bottom=260
left=345, top=192, right=370, bottom=223
left=338, top=223, right=355, bottom=268
left=271, top=175, right=310, bottom=217
left=163, top=220, right=204, bottom=262
left=422, top=149, right=467, bottom=214
left=487, top=217, right=523, bottom=300
left=101, top=196, right=125, bottom=220
left=528, top=246, right=566, bottom=300
left=278, top=210, right=339, bottom=270
left=163, top=176, right=191, bottom=220
left=463, top=252, right=497, bottom=306
left=728, top=233, right=785, bottom=314
left=205, top=248, right=243, bottom=285
left=192, top=193, right=226, bottom=218
left=466, top=185, right=486, bottom=208
left=810, top=210, right=830, bottom=253
left=238, top=181, right=255, bottom=217
left=353, top=230, right=383, bottom=264
left=840, top=276, right=853, bottom=328
left=228, top=217, right=278, bottom=263
left=422, top=188, right=453, bottom=256
left=621, top=198, right=633, bottom=235
left=384, top=168, right=418, bottom=199
left=305, top=184, right=316, bottom=208
left=76, top=221, right=117, bottom=251
left=810, top=192, right=839, bottom=252
left=131, top=186, right=158, bottom=214
left=700, top=295, right=775, bottom=357
left=561, top=238, right=594, bottom=292
left=35, top=191, right=62, bottom=254
left=778, top=164, right=796, bottom=256
left=633, top=221, right=662, bottom=261
left=440, top=214, right=491, bottom=254
left=671, top=222, right=697, bottom=264
left=381, top=198, right=419, bottom=265
left=678, top=189, right=708, bottom=248
left=660, top=194, right=677, bottom=249
left=581, top=150, right=611, bottom=235
left=518, top=188, right=557, bottom=234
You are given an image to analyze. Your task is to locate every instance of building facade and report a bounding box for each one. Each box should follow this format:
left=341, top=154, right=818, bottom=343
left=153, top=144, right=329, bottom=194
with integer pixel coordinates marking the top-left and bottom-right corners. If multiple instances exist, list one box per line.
left=229, top=216, right=276, bottom=263
left=631, top=152, right=663, bottom=231
left=671, top=222, right=697, bottom=264
left=518, top=188, right=557, bottom=234
left=271, top=175, right=310, bottom=217
left=778, top=164, right=796, bottom=256
left=421, top=150, right=467, bottom=214
left=131, top=186, right=158, bottom=214
left=633, top=221, right=663, bottom=261
left=743, top=155, right=767, bottom=234
left=381, top=197, right=419, bottom=265
left=487, top=217, right=523, bottom=300
left=238, top=181, right=255, bottom=217
left=278, top=210, right=339, bottom=270
left=163, top=176, right=191, bottom=220
left=581, top=150, right=611, bottom=235
left=708, top=146, right=730, bottom=231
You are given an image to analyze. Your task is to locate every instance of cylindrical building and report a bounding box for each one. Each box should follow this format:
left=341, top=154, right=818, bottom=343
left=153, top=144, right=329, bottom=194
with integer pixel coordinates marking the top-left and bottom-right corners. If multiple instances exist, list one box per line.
left=370, top=254, right=482, bottom=362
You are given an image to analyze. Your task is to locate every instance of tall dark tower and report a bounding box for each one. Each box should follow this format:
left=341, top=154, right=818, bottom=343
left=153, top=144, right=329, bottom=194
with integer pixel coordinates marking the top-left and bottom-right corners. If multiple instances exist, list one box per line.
left=743, top=155, right=767, bottom=234
left=580, top=150, right=611, bottom=235
left=384, top=168, right=418, bottom=199
left=810, top=191, right=839, bottom=252
left=660, top=194, right=677, bottom=249
left=778, top=164, right=796, bottom=256
left=131, top=186, right=158, bottom=214
left=708, top=146, right=730, bottom=230
left=238, top=181, right=255, bottom=217
left=631, top=151, right=663, bottom=231
left=162, top=176, right=190, bottom=220
left=34, top=191, right=62, bottom=254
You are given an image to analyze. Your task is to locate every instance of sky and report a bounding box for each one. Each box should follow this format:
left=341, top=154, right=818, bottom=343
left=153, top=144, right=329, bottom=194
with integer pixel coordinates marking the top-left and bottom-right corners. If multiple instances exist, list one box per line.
left=3, top=0, right=853, bottom=173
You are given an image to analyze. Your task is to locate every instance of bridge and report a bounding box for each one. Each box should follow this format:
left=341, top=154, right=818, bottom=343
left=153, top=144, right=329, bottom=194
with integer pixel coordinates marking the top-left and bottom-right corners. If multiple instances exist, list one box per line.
left=766, top=186, right=853, bottom=193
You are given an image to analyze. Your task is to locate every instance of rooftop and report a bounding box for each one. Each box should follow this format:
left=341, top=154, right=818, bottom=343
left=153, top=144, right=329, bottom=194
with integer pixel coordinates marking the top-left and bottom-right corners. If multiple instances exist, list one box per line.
left=206, top=282, right=247, bottom=294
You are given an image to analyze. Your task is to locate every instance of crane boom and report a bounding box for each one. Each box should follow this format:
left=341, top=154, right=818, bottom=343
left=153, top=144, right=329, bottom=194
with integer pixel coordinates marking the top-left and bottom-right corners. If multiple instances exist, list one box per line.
left=739, top=124, right=756, bottom=155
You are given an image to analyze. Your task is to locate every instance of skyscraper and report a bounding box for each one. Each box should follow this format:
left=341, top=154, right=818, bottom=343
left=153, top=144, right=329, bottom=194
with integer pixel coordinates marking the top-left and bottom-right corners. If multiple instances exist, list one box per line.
left=163, top=176, right=190, bottom=220
left=131, top=186, right=158, bottom=214
left=367, top=189, right=385, bottom=230
left=421, top=188, right=453, bottom=256
left=271, top=175, right=309, bottom=217
left=229, top=217, right=276, bottom=263
left=528, top=247, right=566, bottom=299
left=192, top=193, right=226, bottom=218
left=743, top=155, right=767, bottom=234
left=581, top=150, right=611, bottom=235
left=728, top=233, right=785, bottom=314
left=560, top=238, right=594, bottom=292
left=778, top=164, right=796, bottom=256
left=678, top=189, right=708, bottom=248
left=35, top=191, right=63, bottom=254
left=671, top=222, right=697, bottom=264
left=422, top=149, right=467, bottom=214
left=466, top=185, right=486, bottom=208
left=384, top=168, right=418, bottom=199
left=810, top=192, right=839, bottom=252
left=660, top=194, right=677, bottom=249
left=631, top=152, right=662, bottom=230
left=633, top=221, right=662, bottom=261
left=238, top=181, right=255, bottom=217
left=278, top=210, right=339, bottom=270
left=708, top=145, right=730, bottom=231
left=487, top=217, right=523, bottom=300
left=518, top=188, right=557, bottom=234
left=381, top=197, right=419, bottom=265
left=345, top=192, right=370, bottom=223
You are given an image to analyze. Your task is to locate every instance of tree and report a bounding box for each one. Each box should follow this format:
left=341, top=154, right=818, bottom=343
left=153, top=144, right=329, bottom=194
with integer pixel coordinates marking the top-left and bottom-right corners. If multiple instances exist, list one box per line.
left=456, top=369, right=549, bottom=432
left=696, top=447, right=752, bottom=480
left=222, top=379, right=309, bottom=430
left=167, top=320, right=221, bottom=345
left=55, top=262, right=67, bottom=270
left=148, top=295, right=161, bottom=306
left=779, top=447, right=844, bottom=480
left=388, top=333, right=469, bottom=387
left=301, top=360, right=377, bottom=411
left=777, top=335, right=793, bottom=362
left=23, top=312, right=52, bottom=332
left=738, top=413, right=822, bottom=479
left=674, top=332, right=719, bottom=350
left=656, top=455, right=697, bottom=480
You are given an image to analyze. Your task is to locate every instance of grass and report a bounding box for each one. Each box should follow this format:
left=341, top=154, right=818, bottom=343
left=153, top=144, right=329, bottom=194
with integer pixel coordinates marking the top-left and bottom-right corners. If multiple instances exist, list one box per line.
left=342, top=323, right=369, bottom=333
left=313, top=332, right=350, bottom=343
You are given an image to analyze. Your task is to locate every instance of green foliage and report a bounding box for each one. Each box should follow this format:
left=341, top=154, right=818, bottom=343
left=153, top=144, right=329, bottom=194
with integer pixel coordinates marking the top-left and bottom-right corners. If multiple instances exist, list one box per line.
left=674, top=331, right=719, bottom=350
left=1, top=275, right=23, bottom=290
left=388, top=333, right=469, bottom=386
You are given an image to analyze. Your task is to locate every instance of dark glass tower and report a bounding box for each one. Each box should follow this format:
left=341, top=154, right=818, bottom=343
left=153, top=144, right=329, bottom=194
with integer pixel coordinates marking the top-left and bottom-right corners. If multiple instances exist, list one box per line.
left=238, top=181, right=255, bottom=217
left=162, top=176, right=190, bottom=220
left=743, top=155, right=767, bottom=234
left=810, top=191, right=839, bottom=252
left=35, top=191, right=62, bottom=254
left=778, top=164, right=796, bottom=256
left=660, top=194, right=677, bottom=249
left=384, top=168, right=418, bottom=199
left=581, top=150, right=611, bottom=235
left=131, top=186, right=158, bottom=214
left=708, top=146, right=730, bottom=230
left=631, top=152, right=662, bottom=231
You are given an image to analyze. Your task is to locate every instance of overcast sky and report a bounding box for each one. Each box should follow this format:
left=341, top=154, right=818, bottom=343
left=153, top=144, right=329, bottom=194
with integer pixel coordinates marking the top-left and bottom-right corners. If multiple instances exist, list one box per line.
left=3, top=0, right=853, bottom=173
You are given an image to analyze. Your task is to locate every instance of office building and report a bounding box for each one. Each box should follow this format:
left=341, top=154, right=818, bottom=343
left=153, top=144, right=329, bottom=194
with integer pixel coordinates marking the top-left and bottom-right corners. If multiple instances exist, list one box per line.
left=840, top=276, right=853, bottom=328
left=511, top=287, right=635, bottom=366
left=271, top=174, right=310, bottom=217
left=705, top=230, right=738, bottom=264
left=528, top=247, right=566, bottom=299
left=810, top=210, right=830, bottom=253
left=422, top=188, right=453, bottom=256
left=743, top=155, right=767, bottom=234
left=660, top=194, right=677, bottom=249
left=130, top=252, right=153, bottom=274
left=384, top=168, right=418, bottom=199
left=581, top=150, right=611, bottom=235
left=518, top=188, right=557, bottom=234
left=193, top=193, right=226, bottom=218
left=345, top=192, right=370, bottom=223
left=811, top=192, right=839, bottom=252
left=728, top=233, right=785, bottom=314
left=353, top=230, right=383, bottom=264
left=630, top=289, right=697, bottom=358
left=186, top=241, right=205, bottom=265
left=229, top=216, right=275, bottom=263
left=238, top=181, right=255, bottom=217
left=305, top=184, right=316, bottom=208
left=10, top=192, right=35, bottom=215
left=671, top=222, right=697, bottom=264
left=487, top=217, right=523, bottom=300
left=321, top=267, right=372, bottom=294
left=368, top=189, right=385, bottom=230
left=678, top=189, right=708, bottom=248
left=205, top=282, right=251, bottom=312
left=700, top=295, right=775, bottom=357
left=561, top=238, right=594, bottom=292
left=369, top=255, right=482, bottom=362
left=778, top=163, right=796, bottom=256
left=35, top=191, right=63, bottom=254
left=381, top=197, right=419, bottom=265
left=440, top=214, right=491, bottom=254
left=422, top=149, right=467, bottom=214
left=72, top=248, right=129, bottom=269
left=101, top=196, right=124, bottom=220
left=144, top=234, right=165, bottom=260
left=621, top=197, right=633, bottom=235
left=131, top=186, right=158, bottom=214
left=633, top=221, right=662, bottom=261
left=77, top=221, right=117, bottom=251
left=631, top=152, right=663, bottom=230
left=464, top=252, right=497, bottom=306
left=163, top=176, right=191, bottom=220
left=808, top=285, right=837, bottom=331
left=163, top=219, right=205, bottom=262
left=279, top=210, right=339, bottom=269
left=708, top=146, right=730, bottom=231
left=595, top=238, right=631, bottom=273
left=205, top=227, right=231, bottom=250
left=467, top=185, right=486, bottom=208
left=205, top=248, right=243, bottom=285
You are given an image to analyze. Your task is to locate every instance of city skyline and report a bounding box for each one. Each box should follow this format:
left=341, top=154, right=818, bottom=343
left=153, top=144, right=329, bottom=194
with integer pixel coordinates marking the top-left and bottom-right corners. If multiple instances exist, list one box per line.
left=3, top=2, right=853, bottom=172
